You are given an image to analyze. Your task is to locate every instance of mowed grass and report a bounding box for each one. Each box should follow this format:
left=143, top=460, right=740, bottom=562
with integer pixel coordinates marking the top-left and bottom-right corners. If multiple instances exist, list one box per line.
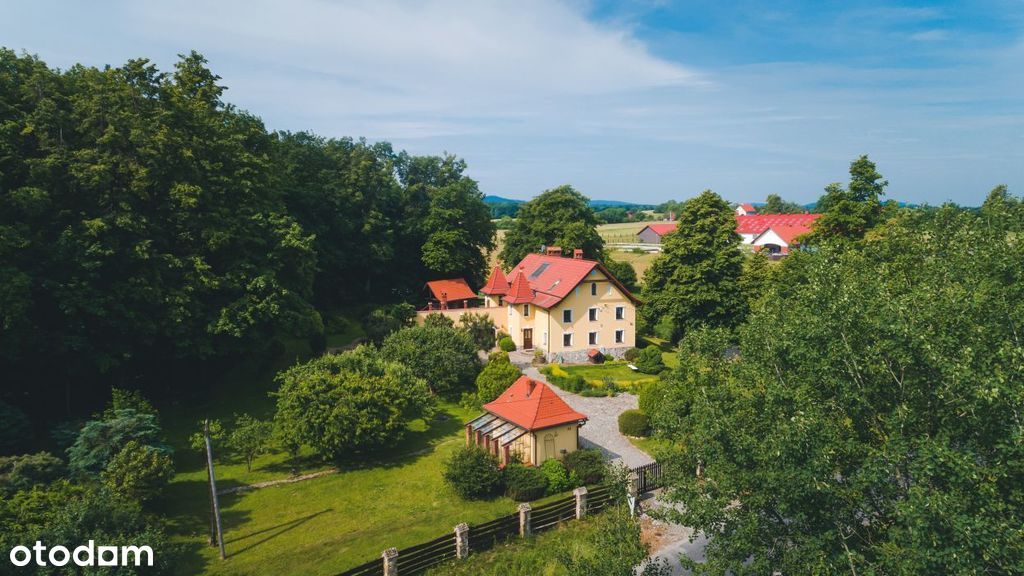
left=169, top=402, right=536, bottom=576
left=553, top=362, right=660, bottom=390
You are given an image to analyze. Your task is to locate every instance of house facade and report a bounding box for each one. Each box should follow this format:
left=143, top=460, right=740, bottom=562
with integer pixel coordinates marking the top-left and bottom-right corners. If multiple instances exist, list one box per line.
left=466, top=375, right=587, bottom=466
left=480, top=250, right=639, bottom=363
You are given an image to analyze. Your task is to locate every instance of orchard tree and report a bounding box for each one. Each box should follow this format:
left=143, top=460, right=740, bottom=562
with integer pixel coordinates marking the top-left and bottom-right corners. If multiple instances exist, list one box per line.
left=273, top=346, right=435, bottom=459
left=654, top=206, right=1024, bottom=574
left=381, top=324, right=481, bottom=397
left=499, top=185, right=604, bottom=266
left=475, top=352, right=522, bottom=403
left=101, top=440, right=175, bottom=501
left=641, top=190, right=745, bottom=342
left=228, top=414, right=273, bottom=472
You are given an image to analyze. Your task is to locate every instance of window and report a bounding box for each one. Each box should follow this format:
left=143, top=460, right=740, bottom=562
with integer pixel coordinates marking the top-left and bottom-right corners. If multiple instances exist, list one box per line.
left=523, top=304, right=530, bottom=317
left=588, top=332, right=598, bottom=345
left=615, top=329, right=624, bottom=344
left=615, top=306, right=625, bottom=320
left=588, top=307, right=597, bottom=321
left=591, top=282, right=597, bottom=295
left=563, top=333, right=573, bottom=347
left=562, top=309, right=572, bottom=323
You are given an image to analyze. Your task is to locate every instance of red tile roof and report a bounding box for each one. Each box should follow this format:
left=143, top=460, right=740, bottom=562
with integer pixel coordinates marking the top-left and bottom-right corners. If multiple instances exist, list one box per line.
left=736, top=213, right=821, bottom=235
left=425, top=278, right=476, bottom=302
left=503, top=267, right=535, bottom=304
left=480, top=266, right=509, bottom=295
left=762, top=223, right=814, bottom=246
left=483, top=375, right=588, bottom=430
left=739, top=203, right=757, bottom=213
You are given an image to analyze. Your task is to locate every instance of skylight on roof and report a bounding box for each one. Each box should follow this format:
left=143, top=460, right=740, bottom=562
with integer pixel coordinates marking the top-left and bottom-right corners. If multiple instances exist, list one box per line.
left=529, top=263, right=549, bottom=279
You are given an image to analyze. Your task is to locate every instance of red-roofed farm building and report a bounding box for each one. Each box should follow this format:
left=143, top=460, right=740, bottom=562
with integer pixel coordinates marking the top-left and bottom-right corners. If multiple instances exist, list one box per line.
left=636, top=212, right=821, bottom=256
left=466, top=375, right=588, bottom=466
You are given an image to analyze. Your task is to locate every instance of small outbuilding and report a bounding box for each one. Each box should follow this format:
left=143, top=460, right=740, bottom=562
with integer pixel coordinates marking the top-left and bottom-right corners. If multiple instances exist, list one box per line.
left=465, top=376, right=587, bottom=466
left=424, top=278, right=477, bottom=309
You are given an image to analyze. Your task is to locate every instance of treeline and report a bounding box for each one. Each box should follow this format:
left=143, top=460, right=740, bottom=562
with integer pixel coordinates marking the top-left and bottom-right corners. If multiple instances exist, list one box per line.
left=0, top=50, right=493, bottom=411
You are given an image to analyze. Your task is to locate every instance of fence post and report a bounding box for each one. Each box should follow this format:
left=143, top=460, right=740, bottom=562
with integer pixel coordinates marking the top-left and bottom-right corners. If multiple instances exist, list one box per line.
left=518, top=503, right=532, bottom=537
left=573, top=486, right=588, bottom=520
left=627, top=471, right=639, bottom=517
left=454, top=522, right=469, bottom=559
left=382, top=547, right=398, bottom=576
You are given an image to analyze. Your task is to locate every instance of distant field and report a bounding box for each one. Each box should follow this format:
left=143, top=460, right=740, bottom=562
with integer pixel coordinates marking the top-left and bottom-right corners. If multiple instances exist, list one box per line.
left=596, top=221, right=649, bottom=244
left=610, top=249, right=658, bottom=281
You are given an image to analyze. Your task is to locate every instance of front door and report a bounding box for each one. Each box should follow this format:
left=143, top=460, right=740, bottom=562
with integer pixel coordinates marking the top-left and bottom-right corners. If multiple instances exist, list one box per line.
left=522, top=328, right=533, bottom=350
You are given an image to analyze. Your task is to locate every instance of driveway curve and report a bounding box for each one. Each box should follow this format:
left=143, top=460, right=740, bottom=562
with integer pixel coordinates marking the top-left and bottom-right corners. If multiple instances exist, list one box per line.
left=519, top=365, right=655, bottom=468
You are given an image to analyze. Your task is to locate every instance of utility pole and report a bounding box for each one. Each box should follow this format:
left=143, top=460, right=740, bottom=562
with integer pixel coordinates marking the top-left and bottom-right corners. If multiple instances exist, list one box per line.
left=204, top=419, right=226, bottom=560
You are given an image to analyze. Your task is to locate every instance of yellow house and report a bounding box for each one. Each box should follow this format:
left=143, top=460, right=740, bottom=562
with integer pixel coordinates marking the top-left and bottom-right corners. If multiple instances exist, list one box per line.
left=466, top=375, right=588, bottom=466
left=480, top=249, right=639, bottom=363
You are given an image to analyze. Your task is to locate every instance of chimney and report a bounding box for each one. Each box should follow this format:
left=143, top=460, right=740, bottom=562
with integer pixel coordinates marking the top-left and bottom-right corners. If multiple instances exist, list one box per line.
left=573, top=249, right=583, bottom=260
left=545, top=246, right=562, bottom=257
left=527, top=379, right=537, bottom=397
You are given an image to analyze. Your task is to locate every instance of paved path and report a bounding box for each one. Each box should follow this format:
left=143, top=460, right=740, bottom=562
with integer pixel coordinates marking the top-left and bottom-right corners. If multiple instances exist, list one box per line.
left=640, top=492, right=709, bottom=575
left=520, top=365, right=655, bottom=468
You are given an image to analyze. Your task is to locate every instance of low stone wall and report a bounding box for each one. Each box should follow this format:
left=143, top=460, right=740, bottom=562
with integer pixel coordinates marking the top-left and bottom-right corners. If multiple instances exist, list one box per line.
left=547, top=346, right=630, bottom=364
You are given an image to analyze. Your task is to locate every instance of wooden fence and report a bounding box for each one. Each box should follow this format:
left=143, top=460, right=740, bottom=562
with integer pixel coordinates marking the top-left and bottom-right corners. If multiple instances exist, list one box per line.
left=337, top=463, right=654, bottom=576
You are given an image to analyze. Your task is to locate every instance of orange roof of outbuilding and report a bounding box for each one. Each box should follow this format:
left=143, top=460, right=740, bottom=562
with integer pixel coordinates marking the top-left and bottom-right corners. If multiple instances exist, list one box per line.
left=425, top=278, right=476, bottom=302
left=483, top=375, right=587, bottom=430
left=480, top=266, right=509, bottom=295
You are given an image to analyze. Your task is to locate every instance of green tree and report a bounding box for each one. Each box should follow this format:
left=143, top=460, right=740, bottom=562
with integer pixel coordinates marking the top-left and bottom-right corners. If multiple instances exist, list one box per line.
left=811, top=155, right=889, bottom=242
left=641, top=190, right=745, bottom=342
left=363, top=303, right=417, bottom=345
left=228, top=414, right=273, bottom=472
left=101, top=440, right=175, bottom=501
left=475, top=352, right=522, bottom=403
left=273, top=346, right=435, bottom=459
left=634, top=345, right=665, bottom=374
left=761, top=194, right=805, bottom=214
left=499, top=185, right=604, bottom=266
left=460, top=312, right=498, bottom=350
left=739, top=251, right=776, bottom=308
left=603, top=259, right=638, bottom=293
left=655, top=208, right=1024, bottom=574
left=67, top=409, right=169, bottom=476
left=0, top=452, right=64, bottom=494
left=381, top=324, right=481, bottom=396
left=442, top=446, right=504, bottom=500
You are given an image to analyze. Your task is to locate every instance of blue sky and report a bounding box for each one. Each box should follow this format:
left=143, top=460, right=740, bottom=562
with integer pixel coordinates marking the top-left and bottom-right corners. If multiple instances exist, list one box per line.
left=3, top=0, right=1022, bottom=205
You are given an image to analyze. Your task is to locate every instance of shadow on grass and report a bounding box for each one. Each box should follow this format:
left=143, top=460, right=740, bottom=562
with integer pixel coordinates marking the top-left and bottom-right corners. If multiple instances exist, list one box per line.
left=227, top=508, right=333, bottom=557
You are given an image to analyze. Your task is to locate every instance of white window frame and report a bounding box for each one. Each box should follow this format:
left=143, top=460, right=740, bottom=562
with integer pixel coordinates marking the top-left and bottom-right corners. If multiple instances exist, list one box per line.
left=562, top=309, right=573, bottom=323
left=523, top=304, right=530, bottom=317
left=588, top=331, right=598, bottom=345
left=588, top=307, right=598, bottom=321
left=563, top=332, right=573, bottom=347
left=615, top=329, right=624, bottom=344
left=615, top=306, right=625, bottom=320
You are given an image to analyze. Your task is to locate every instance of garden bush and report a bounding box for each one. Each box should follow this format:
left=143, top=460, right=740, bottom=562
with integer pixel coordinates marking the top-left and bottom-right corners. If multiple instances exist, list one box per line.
left=503, top=462, right=548, bottom=501
left=498, top=336, right=516, bottom=352
left=634, top=345, right=666, bottom=375
left=618, top=409, right=651, bottom=437
left=0, top=452, right=64, bottom=494
left=443, top=446, right=503, bottom=499
left=623, top=347, right=640, bottom=362
left=540, top=458, right=577, bottom=494
left=563, top=449, right=605, bottom=485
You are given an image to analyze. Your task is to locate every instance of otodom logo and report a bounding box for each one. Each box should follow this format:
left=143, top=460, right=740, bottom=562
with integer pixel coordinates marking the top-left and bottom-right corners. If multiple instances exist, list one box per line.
left=8, top=541, right=154, bottom=569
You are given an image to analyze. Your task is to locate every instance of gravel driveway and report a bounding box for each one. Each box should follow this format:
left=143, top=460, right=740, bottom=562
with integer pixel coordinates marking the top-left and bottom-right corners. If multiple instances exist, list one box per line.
left=520, top=365, right=655, bottom=468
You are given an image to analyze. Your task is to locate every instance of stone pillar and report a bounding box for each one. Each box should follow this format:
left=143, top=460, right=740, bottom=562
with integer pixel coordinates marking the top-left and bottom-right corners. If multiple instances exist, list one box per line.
left=382, top=547, right=398, bottom=576
left=454, top=523, right=469, bottom=559
left=518, top=503, right=532, bottom=537
left=465, top=425, right=471, bottom=446
left=627, top=472, right=639, bottom=517
left=573, top=486, right=588, bottom=520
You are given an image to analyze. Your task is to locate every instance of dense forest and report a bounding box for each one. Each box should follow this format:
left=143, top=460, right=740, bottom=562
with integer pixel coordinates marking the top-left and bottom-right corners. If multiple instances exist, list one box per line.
left=0, top=50, right=494, bottom=421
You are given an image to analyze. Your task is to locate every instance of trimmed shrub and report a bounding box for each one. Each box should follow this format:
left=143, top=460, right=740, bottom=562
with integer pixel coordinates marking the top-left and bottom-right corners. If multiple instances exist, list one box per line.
left=498, top=336, right=516, bottom=352
left=443, top=446, right=503, bottom=499
left=563, top=449, right=606, bottom=485
left=618, top=409, right=651, bottom=437
left=476, top=352, right=522, bottom=403
left=623, top=347, right=640, bottom=362
left=540, top=458, right=575, bottom=494
left=634, top=345, right=666, bottom=375
left=503, top=462, right=548, bottom=501
left=0, top=452, right=64, bottom=494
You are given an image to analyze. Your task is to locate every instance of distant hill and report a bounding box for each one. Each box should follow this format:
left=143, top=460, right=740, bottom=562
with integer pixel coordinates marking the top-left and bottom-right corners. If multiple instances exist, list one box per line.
left=483, top=195, right=523, bottom=204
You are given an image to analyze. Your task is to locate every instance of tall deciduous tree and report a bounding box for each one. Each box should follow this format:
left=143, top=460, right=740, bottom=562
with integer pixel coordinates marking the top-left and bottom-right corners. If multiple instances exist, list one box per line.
left=654, top=205, right=1024, bottom=574
left=811, top=155, right=889, bottom=242
left=499, top=185, right=604, bottom=266
left=641, top=190, right=745, bottom=342
left=381, top=324, right=481, bottom=397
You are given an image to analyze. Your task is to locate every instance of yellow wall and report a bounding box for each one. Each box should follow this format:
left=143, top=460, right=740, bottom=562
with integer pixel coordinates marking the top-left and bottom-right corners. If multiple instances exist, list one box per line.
left=536, top=269, right=636, bottom=355
left=531, top=423, right=580, bottom=464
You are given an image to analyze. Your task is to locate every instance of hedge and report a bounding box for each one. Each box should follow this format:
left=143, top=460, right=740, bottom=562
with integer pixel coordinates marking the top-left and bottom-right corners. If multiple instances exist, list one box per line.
left=618, top=409, right=651, bottom=437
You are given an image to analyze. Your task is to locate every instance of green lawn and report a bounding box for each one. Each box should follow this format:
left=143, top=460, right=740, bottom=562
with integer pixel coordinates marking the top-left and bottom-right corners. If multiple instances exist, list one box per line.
left=554, top=362, right=660, bottom=390
left=167, top=402, right=549, bottom=576
left=596, top=221, right=650, bottom=244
